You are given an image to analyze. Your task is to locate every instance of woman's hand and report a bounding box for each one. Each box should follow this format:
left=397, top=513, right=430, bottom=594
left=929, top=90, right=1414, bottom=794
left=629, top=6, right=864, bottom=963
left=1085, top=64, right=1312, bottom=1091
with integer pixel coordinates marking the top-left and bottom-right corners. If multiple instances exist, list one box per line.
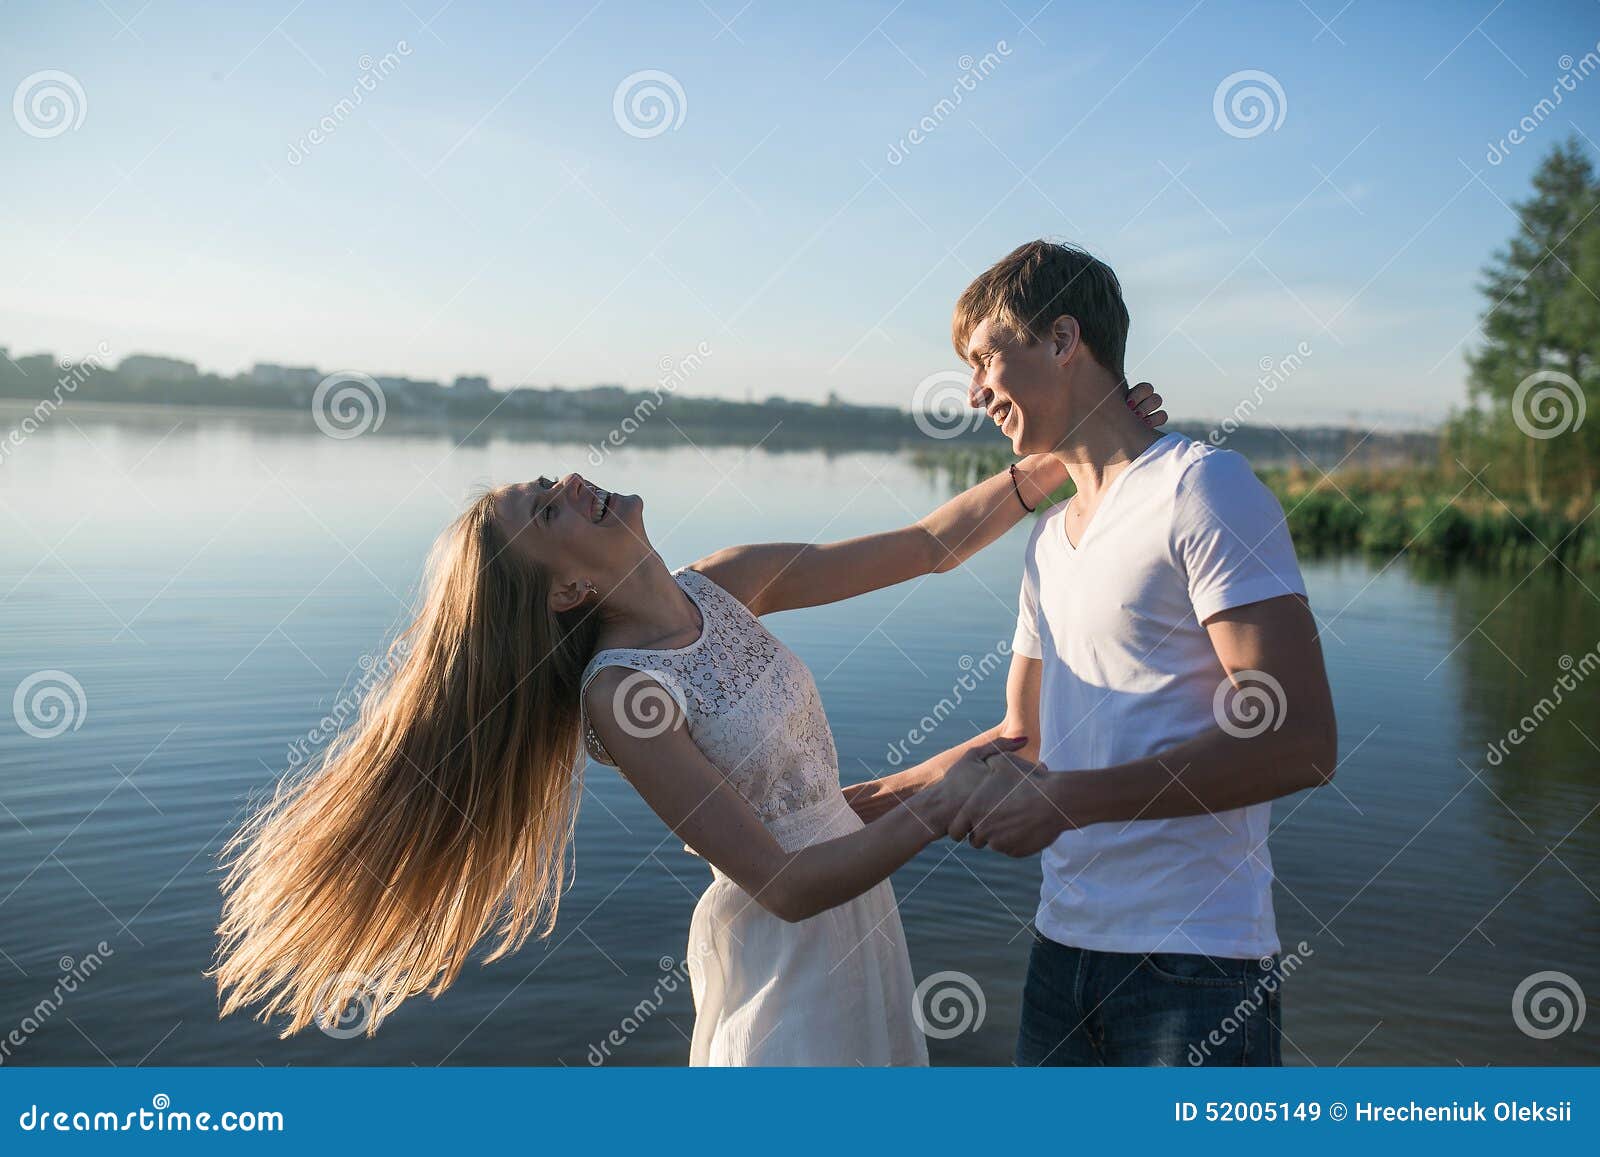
left=1127, top=381, right=1167, bottom=428
left=900, top=739, right=1024, bottom=836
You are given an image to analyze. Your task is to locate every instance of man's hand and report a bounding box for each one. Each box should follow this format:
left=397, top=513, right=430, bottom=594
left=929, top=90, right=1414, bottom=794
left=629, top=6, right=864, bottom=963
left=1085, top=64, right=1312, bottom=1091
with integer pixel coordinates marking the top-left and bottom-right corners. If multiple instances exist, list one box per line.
left=946, top=738, right=1072, bottom=858
left=841, top=775, right=912, bottom=824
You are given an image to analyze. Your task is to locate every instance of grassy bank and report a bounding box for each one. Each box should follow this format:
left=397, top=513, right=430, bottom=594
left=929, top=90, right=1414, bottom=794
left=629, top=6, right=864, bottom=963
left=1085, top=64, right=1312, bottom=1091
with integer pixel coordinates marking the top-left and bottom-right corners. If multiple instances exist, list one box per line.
left=919, top=446, right=1600, bottom=571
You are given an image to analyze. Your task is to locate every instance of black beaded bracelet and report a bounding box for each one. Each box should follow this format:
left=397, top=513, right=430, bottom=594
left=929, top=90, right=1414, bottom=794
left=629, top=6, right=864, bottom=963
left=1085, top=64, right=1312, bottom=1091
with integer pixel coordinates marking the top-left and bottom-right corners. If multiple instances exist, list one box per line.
left=1008, top=463, right=1036, bottom=514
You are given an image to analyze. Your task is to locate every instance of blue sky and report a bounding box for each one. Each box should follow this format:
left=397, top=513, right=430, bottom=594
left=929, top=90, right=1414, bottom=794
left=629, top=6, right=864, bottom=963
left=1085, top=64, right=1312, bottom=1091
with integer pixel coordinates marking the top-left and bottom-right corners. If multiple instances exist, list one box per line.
left=4, top=0, right=1598, bottom=426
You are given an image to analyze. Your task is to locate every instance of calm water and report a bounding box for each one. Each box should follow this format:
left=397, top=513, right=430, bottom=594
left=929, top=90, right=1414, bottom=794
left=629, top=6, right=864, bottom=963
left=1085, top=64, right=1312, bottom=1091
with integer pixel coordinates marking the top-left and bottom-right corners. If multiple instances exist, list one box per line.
left=1, top=405, right=1596, bottom=1066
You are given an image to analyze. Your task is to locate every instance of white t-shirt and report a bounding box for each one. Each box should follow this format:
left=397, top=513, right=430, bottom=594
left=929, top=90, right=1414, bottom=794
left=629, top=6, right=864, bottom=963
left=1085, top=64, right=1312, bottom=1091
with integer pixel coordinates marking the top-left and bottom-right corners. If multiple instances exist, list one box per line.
left=1011, top=432, right=1306, bottom=958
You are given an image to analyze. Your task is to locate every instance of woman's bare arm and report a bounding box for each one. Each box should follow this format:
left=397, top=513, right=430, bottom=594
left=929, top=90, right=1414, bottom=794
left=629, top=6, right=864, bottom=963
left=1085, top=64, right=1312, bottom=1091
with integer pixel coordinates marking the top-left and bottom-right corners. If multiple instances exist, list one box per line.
left=693, top=385, right=1166, bottom=617
left=584, top=668, right=978, bottom=921
left=691, top=453, right=1066, bottom=617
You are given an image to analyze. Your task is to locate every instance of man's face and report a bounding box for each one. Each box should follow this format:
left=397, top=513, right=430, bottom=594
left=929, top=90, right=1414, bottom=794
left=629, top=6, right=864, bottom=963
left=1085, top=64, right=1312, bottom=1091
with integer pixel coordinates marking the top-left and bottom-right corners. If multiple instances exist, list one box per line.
left=963, top=317, right=1071, bottom=455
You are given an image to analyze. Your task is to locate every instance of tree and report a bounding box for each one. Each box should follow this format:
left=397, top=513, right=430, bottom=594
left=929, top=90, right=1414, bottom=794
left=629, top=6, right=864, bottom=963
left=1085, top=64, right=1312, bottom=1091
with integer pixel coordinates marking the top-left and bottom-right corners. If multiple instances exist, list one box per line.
left=1463, top=137, right=1598, bottom=506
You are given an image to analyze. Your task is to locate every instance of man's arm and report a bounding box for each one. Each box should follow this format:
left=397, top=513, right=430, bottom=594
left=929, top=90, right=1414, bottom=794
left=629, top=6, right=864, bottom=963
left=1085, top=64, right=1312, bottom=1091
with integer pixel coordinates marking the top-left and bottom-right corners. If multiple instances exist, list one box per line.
left=951, top=594, right=1336, bottom=855
left=843, top=653, right=1041, bottom=822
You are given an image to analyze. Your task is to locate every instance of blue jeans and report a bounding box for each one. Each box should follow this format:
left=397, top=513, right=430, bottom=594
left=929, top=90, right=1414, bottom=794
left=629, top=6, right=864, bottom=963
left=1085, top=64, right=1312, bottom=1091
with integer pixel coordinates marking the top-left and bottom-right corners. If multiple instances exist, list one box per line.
left=1015, top=928, right=1282, bottom=1066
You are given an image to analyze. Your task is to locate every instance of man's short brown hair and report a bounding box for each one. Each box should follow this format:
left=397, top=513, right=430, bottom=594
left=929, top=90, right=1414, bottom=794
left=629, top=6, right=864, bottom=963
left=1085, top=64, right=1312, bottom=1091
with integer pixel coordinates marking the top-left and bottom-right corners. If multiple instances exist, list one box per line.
left=952, top=240, right=1129, bottom=379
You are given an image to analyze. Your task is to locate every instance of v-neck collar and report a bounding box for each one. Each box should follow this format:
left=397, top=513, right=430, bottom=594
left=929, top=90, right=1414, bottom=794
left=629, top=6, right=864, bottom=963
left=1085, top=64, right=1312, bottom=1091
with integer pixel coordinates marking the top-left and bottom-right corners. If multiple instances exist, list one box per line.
left=1060, top=432, right=1179, bottom=553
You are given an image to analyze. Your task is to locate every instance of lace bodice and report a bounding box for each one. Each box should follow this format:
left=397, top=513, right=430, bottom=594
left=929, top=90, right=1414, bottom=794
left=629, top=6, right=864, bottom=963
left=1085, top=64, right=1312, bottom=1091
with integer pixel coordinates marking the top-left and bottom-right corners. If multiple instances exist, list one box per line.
left=580, top=568, right=839, bottom=826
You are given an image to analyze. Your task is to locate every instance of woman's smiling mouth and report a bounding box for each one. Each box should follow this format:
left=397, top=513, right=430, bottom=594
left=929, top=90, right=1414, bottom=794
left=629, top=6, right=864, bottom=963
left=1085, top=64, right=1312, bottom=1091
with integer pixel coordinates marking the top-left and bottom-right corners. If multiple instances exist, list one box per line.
left=589, top=485, right=611, bottom=524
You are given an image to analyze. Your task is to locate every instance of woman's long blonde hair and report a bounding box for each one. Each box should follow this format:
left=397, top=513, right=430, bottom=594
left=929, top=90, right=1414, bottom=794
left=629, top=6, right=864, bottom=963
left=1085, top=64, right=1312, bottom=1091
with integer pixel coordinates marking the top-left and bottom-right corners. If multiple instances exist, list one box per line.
left=210, top=491, right=599, bottom=1037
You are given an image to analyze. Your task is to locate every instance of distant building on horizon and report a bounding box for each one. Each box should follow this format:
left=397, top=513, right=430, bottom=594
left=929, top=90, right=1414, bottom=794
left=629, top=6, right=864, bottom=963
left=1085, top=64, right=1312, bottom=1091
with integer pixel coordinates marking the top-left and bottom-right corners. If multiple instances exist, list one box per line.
left=120, top=354, right=198, bottom=385
left=377, top=375, right=441, bottom=394
left=249, top=363, right=321, bottom=388
left=452, top=374, right=491, bottom=393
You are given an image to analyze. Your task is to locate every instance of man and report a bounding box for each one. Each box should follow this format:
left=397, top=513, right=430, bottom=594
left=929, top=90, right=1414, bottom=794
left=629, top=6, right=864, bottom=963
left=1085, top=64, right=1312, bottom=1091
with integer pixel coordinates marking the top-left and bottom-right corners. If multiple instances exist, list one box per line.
left=846, top=240, right=1337, bottom=1066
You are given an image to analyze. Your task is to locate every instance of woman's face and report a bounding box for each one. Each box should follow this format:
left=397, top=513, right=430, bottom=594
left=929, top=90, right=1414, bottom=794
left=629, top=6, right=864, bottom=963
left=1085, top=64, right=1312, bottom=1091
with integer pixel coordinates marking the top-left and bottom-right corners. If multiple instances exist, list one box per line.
left=493, top=473, right=647, bottom=609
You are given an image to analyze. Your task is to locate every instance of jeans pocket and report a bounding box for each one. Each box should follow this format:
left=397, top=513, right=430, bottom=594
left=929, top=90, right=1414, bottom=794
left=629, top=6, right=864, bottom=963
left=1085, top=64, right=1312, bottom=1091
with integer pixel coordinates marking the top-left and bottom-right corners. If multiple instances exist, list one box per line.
left=1140, top=952, right=1251, bottom=988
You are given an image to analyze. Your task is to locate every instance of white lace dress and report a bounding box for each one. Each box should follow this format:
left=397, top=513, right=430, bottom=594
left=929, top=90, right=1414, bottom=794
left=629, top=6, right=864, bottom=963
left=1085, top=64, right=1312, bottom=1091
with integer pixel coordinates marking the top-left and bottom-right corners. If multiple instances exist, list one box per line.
left=581, top=567, right=927, bottom=1067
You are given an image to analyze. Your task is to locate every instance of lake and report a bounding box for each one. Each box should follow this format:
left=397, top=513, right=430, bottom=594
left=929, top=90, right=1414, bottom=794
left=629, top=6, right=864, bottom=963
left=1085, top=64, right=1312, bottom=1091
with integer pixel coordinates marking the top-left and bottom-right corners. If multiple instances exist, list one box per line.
left=1, top=404, right=1596, bottom=1066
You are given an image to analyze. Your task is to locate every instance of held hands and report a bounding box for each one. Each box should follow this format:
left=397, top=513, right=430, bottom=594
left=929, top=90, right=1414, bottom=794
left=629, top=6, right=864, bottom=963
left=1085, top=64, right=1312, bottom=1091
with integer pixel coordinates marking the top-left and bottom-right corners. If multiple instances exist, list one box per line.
left=939, top=737, right=1075, bottom=858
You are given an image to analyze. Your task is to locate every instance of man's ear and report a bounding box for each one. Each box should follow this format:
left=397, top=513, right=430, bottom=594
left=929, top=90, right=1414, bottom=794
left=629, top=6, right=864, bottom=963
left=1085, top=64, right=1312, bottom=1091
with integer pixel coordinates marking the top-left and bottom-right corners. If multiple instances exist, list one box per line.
left=1049, top=315, right=1080, bottom=364
left=548, top=579, right=591, bottom=615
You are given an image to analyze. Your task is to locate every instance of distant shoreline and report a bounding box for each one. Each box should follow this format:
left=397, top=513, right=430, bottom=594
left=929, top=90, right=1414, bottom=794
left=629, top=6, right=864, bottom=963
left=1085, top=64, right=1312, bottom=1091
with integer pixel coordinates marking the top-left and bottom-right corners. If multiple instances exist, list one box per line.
left=0, top=393, right=1439, bottom=467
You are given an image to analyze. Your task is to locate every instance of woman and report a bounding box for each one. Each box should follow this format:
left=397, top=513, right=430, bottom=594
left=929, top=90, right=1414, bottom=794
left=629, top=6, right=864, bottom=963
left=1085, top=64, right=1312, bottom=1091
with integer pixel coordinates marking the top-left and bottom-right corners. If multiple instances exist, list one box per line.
left=210, top=386, right=1166, bottom=1064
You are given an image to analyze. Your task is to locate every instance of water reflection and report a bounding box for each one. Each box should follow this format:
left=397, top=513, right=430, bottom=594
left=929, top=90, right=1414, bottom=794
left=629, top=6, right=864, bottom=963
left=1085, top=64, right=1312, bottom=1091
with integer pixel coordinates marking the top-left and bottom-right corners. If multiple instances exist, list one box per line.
left=0, top=409, right=1594, bottom=1066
